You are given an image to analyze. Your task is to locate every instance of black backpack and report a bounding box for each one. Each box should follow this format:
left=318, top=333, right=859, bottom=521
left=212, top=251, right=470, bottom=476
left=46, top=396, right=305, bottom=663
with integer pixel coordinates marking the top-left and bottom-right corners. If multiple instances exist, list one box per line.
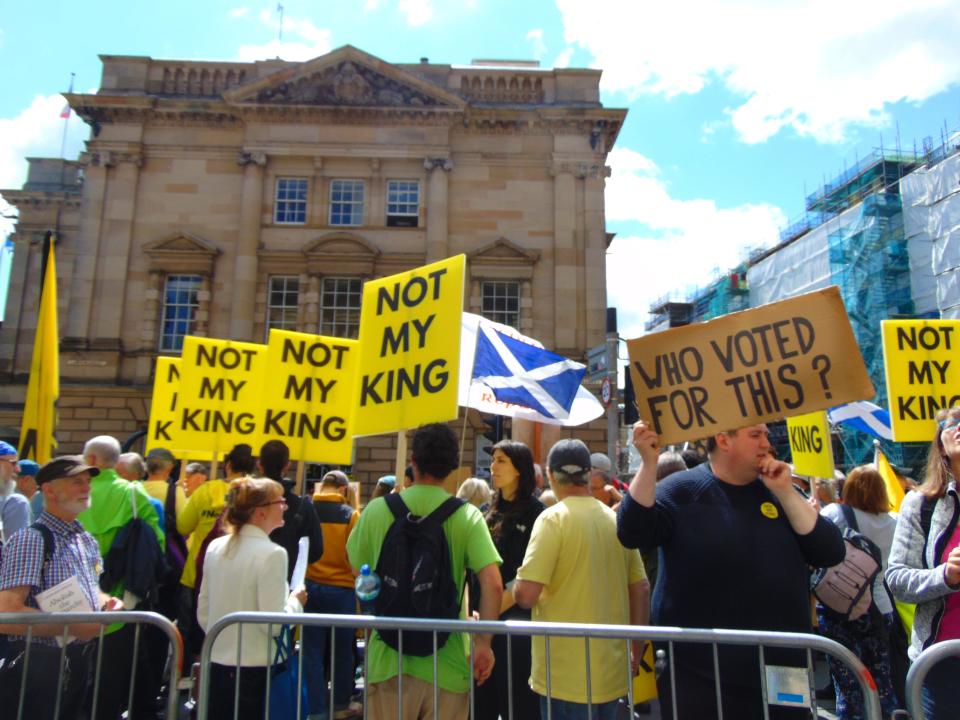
left=374, top=494, right=465, bottom=656
left=811, top=504, right=882, bottom=621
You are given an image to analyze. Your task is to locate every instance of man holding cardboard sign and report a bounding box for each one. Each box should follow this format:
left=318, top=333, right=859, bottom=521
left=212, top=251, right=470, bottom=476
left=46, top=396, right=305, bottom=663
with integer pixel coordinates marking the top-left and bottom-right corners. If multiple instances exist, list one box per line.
left=618, top=420, right=844, bottom=719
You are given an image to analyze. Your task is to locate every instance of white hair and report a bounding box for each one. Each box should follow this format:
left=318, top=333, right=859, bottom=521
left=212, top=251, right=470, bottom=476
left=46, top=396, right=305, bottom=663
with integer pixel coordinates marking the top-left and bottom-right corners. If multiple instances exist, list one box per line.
left=117, top=452, right=146, bottom=479
left=456, top=477, right=493, bottom=510
left=83, top=435, right=122, bottom=467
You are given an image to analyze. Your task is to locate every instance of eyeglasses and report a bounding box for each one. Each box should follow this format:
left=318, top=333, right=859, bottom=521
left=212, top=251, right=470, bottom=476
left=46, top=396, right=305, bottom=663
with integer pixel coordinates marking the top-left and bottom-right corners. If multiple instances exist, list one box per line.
left=259, top=499, right=287, bottom=508
left=939, top=416, right=960, bottom=432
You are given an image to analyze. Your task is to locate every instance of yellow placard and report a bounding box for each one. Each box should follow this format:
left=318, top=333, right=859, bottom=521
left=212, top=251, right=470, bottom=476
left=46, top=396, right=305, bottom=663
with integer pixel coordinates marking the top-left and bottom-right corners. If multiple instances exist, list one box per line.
left=786, top=410, right=834, bottom=479
left=146, top=357, right=213, bottom=460
left=626, top=287, right=875, bottom=444
left=177, top=337, right=268, bottom=455
left=353, top=255, right=465, bottom=436
left=882, top=319, right=960, bottom=441
left=146, top=357, right=183, bottom=455
left=261, top=329, right=358, bottom=464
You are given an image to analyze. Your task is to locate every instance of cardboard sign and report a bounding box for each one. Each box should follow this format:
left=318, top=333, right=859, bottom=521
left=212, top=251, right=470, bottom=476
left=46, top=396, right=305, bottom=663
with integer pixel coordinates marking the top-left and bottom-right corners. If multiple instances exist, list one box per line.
left=882, top=319, right=960, bottom=441
left=626, top=287, right=874, bottom=444
left=353, top=255, right=465, bottom=436
left=178, top=337, right=268, bottom=455
left=786, top=411, right=834, bottom=479
left=261, top=329, right=358, bottom=464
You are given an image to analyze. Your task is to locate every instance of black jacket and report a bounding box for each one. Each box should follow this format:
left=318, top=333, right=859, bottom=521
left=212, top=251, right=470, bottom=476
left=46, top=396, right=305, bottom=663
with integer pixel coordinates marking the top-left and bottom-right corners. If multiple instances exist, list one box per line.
left=269, top=479, right=324, bottom=582
left=101, top=518, right=169, bottom=606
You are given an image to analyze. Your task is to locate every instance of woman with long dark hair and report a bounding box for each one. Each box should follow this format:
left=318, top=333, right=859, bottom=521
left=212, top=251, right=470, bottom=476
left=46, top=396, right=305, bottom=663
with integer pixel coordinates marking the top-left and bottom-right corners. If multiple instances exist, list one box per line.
left=474, top=439, right=544, bottom=720
left=818, top=466, right=899, bottom=719
left=887, top=406, right=960, bottom=719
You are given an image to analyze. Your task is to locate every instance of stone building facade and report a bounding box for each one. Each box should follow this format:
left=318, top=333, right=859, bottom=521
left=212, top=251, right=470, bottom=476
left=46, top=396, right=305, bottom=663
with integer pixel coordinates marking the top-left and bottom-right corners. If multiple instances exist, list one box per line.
left=0, top=45, right=625, bottom=490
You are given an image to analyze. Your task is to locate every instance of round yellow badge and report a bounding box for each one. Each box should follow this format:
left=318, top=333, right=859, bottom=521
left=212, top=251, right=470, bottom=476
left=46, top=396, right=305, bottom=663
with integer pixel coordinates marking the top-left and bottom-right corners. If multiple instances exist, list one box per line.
left=760, top=502, right=779, bottom=519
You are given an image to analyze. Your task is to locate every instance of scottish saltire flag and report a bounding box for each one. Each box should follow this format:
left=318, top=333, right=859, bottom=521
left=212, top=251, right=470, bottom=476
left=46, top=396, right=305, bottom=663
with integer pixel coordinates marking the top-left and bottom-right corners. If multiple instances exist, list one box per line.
left=472, top=324, right=586, bottom=420
left=828, top=401, right=893, bottom=441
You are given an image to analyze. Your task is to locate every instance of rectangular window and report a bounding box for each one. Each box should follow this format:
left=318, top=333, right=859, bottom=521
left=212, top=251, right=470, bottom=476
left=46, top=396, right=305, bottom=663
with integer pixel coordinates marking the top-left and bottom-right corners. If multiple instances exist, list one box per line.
left=274, top=178, right=308, bottom=224
left=159, top=275, right=202, bottom=352
left=386, top=179, right=420, bottom=227
left=320, top=277, right=363, bottom=339
left=481, top=281, right=521, bottom=329
left=329, top=179, right=364, bottom=226
left=266, top=276, right=300, bottom=338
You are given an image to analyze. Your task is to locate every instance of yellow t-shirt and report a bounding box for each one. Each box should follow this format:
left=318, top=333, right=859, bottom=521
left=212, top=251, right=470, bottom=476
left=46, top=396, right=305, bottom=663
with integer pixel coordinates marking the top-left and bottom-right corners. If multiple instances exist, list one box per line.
left=516, top=495, right=646, bottom=703
left=177, top=479, right=230, bottom=589
left=142, top=479, right=187, bottom=517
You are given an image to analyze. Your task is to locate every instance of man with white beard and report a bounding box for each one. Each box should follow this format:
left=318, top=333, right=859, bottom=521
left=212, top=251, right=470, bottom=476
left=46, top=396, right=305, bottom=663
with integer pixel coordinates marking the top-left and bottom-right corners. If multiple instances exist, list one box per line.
left=0, top=441, right=30, bottom=542
left=0, top=456, right=121, bottom=719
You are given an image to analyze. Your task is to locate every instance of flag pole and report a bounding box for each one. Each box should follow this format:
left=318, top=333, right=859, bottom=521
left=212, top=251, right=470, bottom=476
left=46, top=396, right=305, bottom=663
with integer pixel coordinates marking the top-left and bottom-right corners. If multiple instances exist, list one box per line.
left=458, top=317, right=483, bottom=468
left=59, top=73, right=75, bottom=160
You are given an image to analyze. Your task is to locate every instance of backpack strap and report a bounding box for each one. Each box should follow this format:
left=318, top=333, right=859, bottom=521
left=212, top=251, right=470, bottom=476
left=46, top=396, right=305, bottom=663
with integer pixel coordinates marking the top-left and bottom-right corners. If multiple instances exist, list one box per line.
left=383, top=492, right=410, bottom=521
left=919, top=494, right=938, bottom=568
left=839, top=503, right=860, bottom=533
left=30, top=521, right=56, bottom=580
left=425, top=497, right=466, bottom=526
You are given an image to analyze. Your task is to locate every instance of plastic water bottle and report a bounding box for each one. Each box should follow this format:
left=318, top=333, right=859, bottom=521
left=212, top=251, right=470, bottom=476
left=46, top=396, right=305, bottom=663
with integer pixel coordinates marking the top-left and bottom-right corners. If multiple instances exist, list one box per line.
left=355, top=564, right=381, bottom=613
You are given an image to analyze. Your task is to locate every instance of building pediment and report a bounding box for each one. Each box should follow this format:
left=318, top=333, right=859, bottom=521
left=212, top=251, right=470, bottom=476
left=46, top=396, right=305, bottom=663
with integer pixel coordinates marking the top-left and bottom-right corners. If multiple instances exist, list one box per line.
left=303, top=232, right=381, bottom=275
left=143, top=231, right=220, bottom=274
left=224, top=45, right=466, bottom=111
left=469, top=237, right=540, bottom=264
left=467, top=238, right=539, bottom=281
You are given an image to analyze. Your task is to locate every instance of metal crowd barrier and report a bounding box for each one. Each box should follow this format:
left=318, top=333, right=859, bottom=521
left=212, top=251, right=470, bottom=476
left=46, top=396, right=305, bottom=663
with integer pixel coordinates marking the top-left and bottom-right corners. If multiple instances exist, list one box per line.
left=0, top=610, right=183, bottom=720
left=198, top=612, right=883, bottom=720
left=904, top=639, right=960, bottom=720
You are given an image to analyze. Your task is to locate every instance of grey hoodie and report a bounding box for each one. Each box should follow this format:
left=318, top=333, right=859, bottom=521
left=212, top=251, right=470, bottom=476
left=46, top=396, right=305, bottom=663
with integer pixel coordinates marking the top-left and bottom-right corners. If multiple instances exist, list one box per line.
left=885, top=482, right=960, bottom=660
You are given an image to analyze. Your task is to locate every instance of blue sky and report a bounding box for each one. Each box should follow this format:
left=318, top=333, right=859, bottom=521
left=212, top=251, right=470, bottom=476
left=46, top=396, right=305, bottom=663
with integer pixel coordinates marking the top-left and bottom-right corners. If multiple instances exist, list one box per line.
left=2, top=0, right=959, bottom=337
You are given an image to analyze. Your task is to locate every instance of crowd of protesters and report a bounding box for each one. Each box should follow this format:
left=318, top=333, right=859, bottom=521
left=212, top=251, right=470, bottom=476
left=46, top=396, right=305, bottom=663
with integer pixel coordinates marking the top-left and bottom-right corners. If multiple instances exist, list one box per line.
left=0, top=404, right=958, bottom=720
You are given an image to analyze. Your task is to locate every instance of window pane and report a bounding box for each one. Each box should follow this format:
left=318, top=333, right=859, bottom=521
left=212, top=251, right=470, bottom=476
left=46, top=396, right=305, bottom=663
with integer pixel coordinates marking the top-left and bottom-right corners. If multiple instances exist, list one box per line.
left=320, top=276, right=363, bottom=339
left=265, top=275, right=300, bottom=339
left=159, top=275, right=202, bottom=351
left=274, top=178, right=308, bottom=225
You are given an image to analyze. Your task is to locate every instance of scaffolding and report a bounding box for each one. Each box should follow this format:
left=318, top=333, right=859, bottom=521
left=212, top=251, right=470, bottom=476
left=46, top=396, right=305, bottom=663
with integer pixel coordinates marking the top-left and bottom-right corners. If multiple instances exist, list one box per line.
left=688, top=263, right=750, bottom=322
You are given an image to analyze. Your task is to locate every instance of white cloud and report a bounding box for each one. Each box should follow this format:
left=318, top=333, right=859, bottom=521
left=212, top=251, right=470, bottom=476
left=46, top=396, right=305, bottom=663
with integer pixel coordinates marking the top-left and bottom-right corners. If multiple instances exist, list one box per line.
left=553, top=47, right=574, bottom=69
left=398, top=0, right=433, bottom=26
left=236, top=9, right=333, bottom=61
left=557, top=0, right=960, bottom=143
left=605, top=148, right=786, bottom=337
left=228, top=7, right=250, bottom=18
left=363, top=0, right=381, bottom=10
left=0, top=94, right=89, bottom=238
left=525, top=29, right=547, bottom=60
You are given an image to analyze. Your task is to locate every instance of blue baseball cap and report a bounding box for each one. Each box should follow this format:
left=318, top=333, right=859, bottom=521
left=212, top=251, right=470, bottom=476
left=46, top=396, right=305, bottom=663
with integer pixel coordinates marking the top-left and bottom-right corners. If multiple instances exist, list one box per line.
left=377, top=475, right=396, bottom=488
left=0, top=441, right=17, bottom=458
left=18, top=459, right=40, bottom=477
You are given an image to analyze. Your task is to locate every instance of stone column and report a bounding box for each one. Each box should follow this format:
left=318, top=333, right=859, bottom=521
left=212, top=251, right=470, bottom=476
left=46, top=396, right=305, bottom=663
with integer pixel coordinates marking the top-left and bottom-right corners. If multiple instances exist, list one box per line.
left=90, top=151, right=142, bottom=346
left=303, top=274, right=321, bottom=332
left=368, top=158, right=384, bottom=227
left=195, top=275, right=212, bottom=337
left=65, top=155, right=109, bottom=346
left=424, top=158, right=453, bottom=262
left=583, top=165, right=611, bottom=347
left=229, top=151, right=266, bottom=340
left=553, top=164, right=577, bottom=350
left=133, top=271, right=164, bottom=383
left=0, top=233, right=37, bottom=374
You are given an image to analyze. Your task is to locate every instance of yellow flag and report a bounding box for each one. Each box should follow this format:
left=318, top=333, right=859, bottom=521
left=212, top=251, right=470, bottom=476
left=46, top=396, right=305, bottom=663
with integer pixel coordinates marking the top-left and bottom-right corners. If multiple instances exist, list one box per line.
left=875, top=445, right=906, bottom=512
left=18, top=235, right=60, bottom=463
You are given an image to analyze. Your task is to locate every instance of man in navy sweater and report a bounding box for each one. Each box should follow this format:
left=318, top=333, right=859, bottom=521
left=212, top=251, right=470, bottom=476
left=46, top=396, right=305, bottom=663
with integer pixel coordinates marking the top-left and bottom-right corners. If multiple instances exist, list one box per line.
left=618, top=420, right=844, bottom=719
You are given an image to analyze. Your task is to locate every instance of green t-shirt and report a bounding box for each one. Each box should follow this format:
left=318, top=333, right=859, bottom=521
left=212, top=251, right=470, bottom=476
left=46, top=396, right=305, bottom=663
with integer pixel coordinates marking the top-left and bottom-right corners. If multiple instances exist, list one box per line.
left=346, top=484, right=501, bottom=693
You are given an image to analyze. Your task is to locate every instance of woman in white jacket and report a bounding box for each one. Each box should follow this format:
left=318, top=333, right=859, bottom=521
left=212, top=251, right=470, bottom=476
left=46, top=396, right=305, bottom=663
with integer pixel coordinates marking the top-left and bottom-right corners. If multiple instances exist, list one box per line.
left=198, top=476, right=307, bottom=720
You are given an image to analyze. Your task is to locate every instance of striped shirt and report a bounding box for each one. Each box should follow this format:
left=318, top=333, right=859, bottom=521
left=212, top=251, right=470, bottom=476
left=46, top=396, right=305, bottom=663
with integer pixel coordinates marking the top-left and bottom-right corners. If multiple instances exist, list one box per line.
left=0, top=511, right=103, bottom=646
